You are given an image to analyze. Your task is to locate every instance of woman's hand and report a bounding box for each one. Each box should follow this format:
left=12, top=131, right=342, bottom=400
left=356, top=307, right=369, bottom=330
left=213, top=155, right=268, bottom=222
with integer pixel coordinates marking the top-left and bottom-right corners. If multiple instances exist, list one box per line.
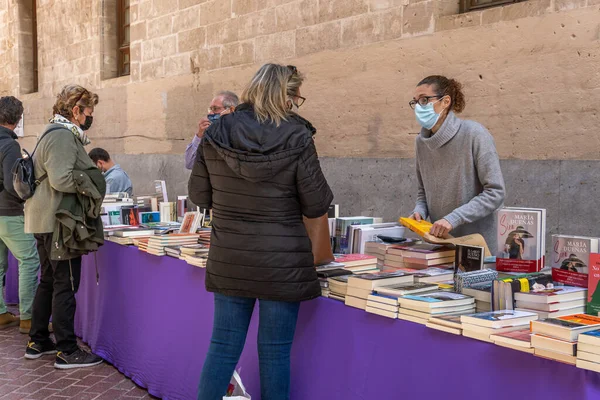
left=409, top=212, right=422, bottom=221
left=430, top=219, right=453, bottom=238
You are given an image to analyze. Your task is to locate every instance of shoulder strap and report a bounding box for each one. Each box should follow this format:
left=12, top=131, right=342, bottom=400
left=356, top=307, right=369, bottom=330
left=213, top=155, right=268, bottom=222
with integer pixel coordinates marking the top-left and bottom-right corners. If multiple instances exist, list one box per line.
left=29, top=126, right=65, bottom=186
left=30, top=126, right=65, bottom=158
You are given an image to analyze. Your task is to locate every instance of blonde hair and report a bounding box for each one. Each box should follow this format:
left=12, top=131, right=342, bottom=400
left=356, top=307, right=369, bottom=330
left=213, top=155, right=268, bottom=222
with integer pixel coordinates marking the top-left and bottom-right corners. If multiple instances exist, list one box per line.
left=52, top=84, right=99, bottom=119
left=241, top=64, right=304, bottom=126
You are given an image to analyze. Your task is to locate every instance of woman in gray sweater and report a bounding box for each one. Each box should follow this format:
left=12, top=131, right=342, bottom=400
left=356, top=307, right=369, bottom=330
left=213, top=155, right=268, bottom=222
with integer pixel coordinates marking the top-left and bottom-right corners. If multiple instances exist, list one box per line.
left=408, top=76, right=505, bottom=253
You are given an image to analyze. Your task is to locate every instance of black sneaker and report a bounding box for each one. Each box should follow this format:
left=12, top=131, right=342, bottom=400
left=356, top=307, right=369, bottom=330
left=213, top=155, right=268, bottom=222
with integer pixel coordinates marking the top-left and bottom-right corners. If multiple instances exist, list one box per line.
left=54, top=348, right=103, bottom=370
left=25, top=341, right=57, bottom=360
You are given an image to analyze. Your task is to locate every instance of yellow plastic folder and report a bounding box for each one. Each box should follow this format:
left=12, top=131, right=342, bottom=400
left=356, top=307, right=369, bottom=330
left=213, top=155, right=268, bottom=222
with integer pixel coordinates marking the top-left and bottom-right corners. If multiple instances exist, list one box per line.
left=399, top=217, right=433, bottom=237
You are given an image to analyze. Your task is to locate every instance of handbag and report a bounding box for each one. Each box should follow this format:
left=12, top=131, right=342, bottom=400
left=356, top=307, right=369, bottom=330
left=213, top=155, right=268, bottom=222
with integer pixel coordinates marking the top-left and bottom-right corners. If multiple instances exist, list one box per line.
left=303, top=213, right=334, bottom=266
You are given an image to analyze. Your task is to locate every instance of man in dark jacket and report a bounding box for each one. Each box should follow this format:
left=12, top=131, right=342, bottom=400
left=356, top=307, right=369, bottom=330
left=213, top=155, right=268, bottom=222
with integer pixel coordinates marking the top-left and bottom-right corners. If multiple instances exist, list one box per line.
left=0, top=96, right=40, bottom=332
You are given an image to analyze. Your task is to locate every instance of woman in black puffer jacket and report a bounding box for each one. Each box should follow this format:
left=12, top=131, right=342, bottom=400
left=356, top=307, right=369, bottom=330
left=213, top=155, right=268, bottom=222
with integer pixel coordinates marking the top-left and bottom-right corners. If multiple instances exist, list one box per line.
left=190, top=63, right=333, bottom=400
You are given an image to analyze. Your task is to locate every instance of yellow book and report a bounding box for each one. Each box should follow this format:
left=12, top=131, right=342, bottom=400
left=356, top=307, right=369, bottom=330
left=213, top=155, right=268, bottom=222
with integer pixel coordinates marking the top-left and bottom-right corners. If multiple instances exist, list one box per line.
left=399, top=217, right=433, bottom=237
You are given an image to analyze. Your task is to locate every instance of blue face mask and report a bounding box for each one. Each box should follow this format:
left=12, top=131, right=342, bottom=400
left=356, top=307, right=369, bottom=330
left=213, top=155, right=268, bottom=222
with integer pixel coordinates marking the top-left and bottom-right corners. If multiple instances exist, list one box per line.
left=414, top=99, right=443, bottom=130
left=207, top=114, right=221, bottom=123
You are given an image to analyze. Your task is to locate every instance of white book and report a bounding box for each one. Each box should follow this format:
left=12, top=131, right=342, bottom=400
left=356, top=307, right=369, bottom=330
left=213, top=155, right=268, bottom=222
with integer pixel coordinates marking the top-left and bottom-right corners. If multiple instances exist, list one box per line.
left=460, top=310, right=538, bottom=329
left=353, top=225, right=405, bottom=254
left=425, top=322, right=462, bottom=335
left=462, top=329, right=493, bottom=343
left=345, top=295, right=367, bottom=310
left=366, top=306, right=398, bottom=319
left=397, top=314, right=428, bottom=325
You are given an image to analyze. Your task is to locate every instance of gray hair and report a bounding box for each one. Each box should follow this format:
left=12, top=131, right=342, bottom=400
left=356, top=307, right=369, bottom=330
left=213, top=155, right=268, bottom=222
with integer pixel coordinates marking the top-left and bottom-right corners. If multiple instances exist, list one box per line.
left=216, top=91, right=240, bottom=109
left=0, top=96, right=24, bottom=126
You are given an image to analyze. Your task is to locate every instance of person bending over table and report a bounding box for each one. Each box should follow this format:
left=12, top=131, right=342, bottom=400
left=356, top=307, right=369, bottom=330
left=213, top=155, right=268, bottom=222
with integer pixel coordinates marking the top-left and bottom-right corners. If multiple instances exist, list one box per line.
left=89, top=147, right=133, bottom=196
left=189, top=63, right=333, bottom=400
left=408, top=75, right=505, bottom=253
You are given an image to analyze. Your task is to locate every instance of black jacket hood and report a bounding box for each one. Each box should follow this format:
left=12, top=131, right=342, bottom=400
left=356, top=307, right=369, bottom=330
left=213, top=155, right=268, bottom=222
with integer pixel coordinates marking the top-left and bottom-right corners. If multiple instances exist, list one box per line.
left=203, top=103, right=316, bottom=183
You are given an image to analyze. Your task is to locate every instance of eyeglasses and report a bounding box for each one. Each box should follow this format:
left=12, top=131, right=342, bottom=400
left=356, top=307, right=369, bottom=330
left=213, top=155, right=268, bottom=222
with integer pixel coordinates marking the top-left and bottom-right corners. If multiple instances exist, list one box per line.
left=286, top=66, right=305, bottom=107
left=409, top=96, right=442, bottom=110
left=208, top=106, right=226, bottom=114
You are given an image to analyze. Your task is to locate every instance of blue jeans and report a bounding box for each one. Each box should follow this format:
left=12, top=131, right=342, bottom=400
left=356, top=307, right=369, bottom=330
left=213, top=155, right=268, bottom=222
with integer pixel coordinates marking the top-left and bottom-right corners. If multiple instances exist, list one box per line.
left=0, top=215, right=40, bottom=319
left=198, top=293, right=301, bottom=400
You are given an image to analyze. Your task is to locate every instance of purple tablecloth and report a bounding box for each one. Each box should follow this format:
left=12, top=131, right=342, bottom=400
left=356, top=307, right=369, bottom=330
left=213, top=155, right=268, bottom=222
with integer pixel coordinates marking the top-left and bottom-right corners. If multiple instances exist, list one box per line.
left=5, top=253, right=19, bottom=304
left=75, top=242, right=600, bottom=400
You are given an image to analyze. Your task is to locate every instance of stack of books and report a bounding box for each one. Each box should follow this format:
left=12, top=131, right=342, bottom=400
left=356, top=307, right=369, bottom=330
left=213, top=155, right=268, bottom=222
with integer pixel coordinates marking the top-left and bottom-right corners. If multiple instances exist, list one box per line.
left=335, top=254, right=379, bottom=274
left=317, top=268, right=352, bottom=298
left=514, top=286, right=587, bottom=319
left=398, top=292, right=475, bottom=325
left=366, top=293, right=400, bottom=319
left=531, top=314, right=600, bottom=365
left=345, top=271, right=414, bottom=310
left=384, top=243, right=455, bottom=270
left=180, top=244, right=209, bottom=257
left=393, top=266, right=454, bottom=283
left=490, top=329, right=534, bottom=354
left=198, top=229, right=211, bottom=245
left=112, top=227, right=155, bottom=238
left=184, top=254, right=208, bottom=268
left=134, top=238, right=150, bottom=251
left=364, top=242, right=396, bottom=267
left=164, top=246, right=182, bottom=258
left=145, top=234, right=200, bottom=256
left=426, top=315, right=463, bottom=335
left=368, top=282, right=439, bottom=320
left=461, top=310, right=538, bottom=343
left=576, top=330, right=600, bottom=372
left=462, top=282, right=493, bottom=312
left=107, top=236, right=136, bottom=245
left=328, top=275, right=351, bottom=302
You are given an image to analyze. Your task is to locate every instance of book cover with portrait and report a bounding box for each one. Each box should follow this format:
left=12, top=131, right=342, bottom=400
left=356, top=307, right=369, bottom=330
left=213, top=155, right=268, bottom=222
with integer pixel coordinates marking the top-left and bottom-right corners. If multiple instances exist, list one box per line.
left=496, top=207, right=546, bottom=273
left=552, top=235, right=599, bottom=288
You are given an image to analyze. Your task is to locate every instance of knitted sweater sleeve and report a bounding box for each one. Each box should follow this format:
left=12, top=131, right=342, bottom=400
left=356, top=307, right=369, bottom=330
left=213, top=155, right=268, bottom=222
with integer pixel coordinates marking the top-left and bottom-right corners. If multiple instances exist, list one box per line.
left=444, top=128, right=506, bottom=229
left=412, top=142, right=429, bottom=220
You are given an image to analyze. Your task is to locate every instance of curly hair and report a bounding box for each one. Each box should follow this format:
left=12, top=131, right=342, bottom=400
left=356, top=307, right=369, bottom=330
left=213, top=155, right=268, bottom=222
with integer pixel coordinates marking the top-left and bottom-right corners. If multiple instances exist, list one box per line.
left=52, top=84, right=99, bottom=119
left=0, top=96, right=24, bottom=125
left=418, top=75, right=466, bottom=114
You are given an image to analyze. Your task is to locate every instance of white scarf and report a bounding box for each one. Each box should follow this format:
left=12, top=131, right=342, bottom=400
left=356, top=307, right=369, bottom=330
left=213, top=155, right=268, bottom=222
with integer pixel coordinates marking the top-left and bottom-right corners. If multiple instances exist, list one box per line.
left=49, top=114, right=91, bottom=146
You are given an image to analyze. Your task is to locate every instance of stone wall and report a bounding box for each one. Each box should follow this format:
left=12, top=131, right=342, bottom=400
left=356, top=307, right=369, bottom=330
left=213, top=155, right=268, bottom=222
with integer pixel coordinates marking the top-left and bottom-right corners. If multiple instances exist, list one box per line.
left=0, top=0, right=597, bottom=160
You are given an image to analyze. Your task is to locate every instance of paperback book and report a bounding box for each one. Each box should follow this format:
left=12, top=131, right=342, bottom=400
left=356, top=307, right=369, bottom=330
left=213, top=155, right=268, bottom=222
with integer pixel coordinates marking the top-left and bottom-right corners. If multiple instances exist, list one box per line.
left=496, top=207, right=546, bottom=273
left=347, top=271, right=414, bottom=290
left=373, top=282, right=438, bottom=298
left=587, top=254, right=600, bottom=315
left=455, top=245, right=484, bottom=273
left=334, top=217, right=374, bottom=254
left=530, top=314, right=600, bottom=342
left=551, top=235, right=599, bottom=288
left=460, top=310, right=538, bottom=329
